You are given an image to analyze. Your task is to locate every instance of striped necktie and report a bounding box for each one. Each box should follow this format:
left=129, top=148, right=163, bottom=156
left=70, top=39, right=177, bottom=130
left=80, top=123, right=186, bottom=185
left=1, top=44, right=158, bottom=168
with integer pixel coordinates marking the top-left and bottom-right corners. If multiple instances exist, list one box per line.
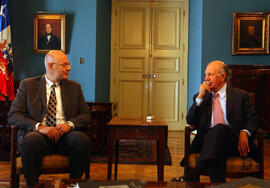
left=46, top=84, right=57, bottom=127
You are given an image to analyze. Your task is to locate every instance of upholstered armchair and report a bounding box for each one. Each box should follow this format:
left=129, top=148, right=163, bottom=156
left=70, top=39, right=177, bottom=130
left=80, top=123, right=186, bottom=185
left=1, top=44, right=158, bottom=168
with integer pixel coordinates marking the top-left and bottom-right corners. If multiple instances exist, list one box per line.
left=10, top=126, right=90, bottom=188
left=183, top=125, right=264, bottom=180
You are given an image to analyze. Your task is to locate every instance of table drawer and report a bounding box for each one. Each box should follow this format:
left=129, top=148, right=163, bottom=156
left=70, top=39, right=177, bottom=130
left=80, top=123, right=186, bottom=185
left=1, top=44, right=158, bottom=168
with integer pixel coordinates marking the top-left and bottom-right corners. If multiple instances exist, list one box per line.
left=113, top=126, right=161, bottom=139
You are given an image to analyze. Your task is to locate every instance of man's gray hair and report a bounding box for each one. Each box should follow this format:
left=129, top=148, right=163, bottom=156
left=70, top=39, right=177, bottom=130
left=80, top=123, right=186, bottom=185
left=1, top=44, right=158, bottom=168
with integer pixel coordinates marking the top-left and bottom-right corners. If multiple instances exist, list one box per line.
left=44, top=50, right=56, bottom=69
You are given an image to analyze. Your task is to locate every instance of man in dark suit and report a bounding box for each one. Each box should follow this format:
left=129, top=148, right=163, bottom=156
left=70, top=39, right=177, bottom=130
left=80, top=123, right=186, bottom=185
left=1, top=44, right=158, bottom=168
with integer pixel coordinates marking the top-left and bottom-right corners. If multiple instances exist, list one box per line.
left=38, top=23, right=61, bottom=50
left=8, top=50, right=91, bottom=187
left=172, top=60, right=259, bottom=182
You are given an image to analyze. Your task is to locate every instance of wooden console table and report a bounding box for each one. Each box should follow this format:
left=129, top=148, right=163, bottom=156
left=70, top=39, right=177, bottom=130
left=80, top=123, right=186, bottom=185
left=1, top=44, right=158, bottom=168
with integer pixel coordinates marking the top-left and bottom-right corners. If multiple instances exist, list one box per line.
left=86, top=102, right=112, bottom=154
left=106, top=117, right=168, bottom=182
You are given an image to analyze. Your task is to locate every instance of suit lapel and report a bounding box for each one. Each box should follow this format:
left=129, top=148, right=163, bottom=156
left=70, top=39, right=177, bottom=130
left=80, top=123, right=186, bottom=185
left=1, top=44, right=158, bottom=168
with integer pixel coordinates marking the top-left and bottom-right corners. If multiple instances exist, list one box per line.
left=204, top=92, right=213, bottom=123
left=60, top=80, right=68, bottom=116
left=226, top=86, right=234, bottom=119
left=39, top=75, right=47, bottom=109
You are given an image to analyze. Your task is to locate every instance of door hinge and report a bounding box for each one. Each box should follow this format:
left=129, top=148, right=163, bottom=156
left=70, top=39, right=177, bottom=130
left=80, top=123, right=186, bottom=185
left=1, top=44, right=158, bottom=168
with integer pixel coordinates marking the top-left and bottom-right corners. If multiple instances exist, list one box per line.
left=113, top=103, right=117, bottom=111
left=150, top=1, right=154, bottom=8
left=181, top=113, right=184, bottom=120
left=115, top=9, right=117, bottom=16
left=183, top=10, right=185, bottom=17
left=182, top=79, right=184, bottom=85
left=183, top=44, right=185, bottom=51
left=113, top=103, right=118, bottom=116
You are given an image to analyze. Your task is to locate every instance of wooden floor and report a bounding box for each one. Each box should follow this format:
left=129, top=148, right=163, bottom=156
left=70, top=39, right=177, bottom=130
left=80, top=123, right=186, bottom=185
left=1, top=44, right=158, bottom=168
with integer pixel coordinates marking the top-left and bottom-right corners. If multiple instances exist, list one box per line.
left=0, top=131, right=270, bottom=183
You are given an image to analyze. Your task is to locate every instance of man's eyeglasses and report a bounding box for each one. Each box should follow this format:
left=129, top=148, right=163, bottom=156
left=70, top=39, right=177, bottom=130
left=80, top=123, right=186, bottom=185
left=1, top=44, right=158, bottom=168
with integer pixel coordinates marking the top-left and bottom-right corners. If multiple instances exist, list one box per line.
left=204, top=73, right=219, bottom=78
left=52, top=63, right=71, bottom=68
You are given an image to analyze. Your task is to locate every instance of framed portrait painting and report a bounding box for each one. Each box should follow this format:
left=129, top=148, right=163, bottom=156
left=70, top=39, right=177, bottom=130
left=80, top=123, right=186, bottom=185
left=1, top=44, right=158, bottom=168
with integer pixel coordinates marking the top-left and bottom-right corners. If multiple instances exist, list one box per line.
left=232, top=12, right=269, bottom=55
left=33, top=14, right=66, bottom=54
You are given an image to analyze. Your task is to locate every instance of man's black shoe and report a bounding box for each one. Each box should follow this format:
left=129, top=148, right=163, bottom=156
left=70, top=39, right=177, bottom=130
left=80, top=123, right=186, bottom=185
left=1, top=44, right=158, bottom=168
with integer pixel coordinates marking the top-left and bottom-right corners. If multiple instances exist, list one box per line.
left=171, top=174, right=199, bottom=182
left=171, top=175, right=185, bottom=182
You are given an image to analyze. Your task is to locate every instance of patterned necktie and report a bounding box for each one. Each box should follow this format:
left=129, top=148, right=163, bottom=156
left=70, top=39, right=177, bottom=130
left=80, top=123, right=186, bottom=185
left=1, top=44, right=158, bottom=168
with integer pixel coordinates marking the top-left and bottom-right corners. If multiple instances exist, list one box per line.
left=46, top=84, right=57, bottom=126
left=213, top=92, right=225, bottom=126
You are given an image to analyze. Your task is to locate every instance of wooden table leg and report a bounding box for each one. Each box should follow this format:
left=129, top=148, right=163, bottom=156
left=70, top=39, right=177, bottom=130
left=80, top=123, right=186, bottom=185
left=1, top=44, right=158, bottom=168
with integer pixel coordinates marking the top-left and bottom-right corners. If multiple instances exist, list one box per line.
left=157, top=140, right=160, bottom=179
left=107, top=128, right=114, bottom=180
left=158, top=128, right=165, bottom=182
left=114, top=140, right=119, bottom=180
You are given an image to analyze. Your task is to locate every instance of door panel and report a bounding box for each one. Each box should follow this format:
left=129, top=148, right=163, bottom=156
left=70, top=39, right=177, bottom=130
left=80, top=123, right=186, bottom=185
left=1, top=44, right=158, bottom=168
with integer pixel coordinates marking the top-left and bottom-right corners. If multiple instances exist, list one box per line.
left=153, top=6, right=181, bottom=50
left=119, top=80, right=147, bottom=119
left=119, top=6, right=147, bottom=48
left=151, top=80, right=179, bottom=122
left=153, top=57, right=180, bottom=73
left=119, top=56, right=145, bottom=72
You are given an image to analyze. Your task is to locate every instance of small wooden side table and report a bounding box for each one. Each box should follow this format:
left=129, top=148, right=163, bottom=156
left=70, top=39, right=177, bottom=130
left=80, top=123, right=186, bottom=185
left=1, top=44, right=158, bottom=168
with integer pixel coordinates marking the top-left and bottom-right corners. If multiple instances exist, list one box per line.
left=106, top=117, right=168, bottom=182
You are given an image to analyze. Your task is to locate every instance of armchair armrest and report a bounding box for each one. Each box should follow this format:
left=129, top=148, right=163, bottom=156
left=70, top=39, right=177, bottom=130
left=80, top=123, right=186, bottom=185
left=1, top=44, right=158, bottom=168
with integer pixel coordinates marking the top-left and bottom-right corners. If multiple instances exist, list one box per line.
left=184, top=125, right=196, bottom=155
left=185, top=124, right=196, bottom=132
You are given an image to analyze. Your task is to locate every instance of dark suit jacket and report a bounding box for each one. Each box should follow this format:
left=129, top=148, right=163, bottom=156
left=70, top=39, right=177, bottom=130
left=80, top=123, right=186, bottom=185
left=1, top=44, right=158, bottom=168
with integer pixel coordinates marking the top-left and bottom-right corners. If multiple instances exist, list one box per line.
left=8, top=75, right=91, bottom=144
left=186, top=86, right=260, bottom=155
left=38, top=34, right=61, bottom=50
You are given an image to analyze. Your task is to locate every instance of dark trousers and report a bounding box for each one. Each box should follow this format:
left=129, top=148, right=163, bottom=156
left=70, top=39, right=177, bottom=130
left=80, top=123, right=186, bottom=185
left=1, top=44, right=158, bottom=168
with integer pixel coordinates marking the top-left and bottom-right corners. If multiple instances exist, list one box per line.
left=20, top=130, right=90, bottom=188
left=190, top=124, right=235, bottom=182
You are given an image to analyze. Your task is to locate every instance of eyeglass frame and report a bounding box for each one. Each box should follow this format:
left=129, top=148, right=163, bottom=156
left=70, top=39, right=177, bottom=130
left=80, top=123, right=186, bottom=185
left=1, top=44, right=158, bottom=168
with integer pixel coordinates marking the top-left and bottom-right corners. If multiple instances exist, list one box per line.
left=52, top=62, right=71, bottom=68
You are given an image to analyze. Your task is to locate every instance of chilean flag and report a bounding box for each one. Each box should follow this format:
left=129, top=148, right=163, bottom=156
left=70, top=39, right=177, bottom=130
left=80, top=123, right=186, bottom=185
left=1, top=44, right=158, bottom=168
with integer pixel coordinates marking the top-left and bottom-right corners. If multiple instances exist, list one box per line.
left=0, top=0, right=14, bottom=101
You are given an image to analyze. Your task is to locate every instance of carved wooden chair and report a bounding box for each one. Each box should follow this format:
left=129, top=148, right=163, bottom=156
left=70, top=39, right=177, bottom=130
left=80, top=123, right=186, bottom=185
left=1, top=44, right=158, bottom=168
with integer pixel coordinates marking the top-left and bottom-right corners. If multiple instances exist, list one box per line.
left=183, top=125, right=264, bottom=181
left=10, top=126, right=90, bottom=188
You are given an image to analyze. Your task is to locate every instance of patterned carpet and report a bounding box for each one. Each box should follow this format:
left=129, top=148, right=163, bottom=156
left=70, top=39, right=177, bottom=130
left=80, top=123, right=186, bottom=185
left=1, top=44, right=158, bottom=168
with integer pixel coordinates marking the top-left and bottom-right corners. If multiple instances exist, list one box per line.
left=91, top=140, right=172, bottom=165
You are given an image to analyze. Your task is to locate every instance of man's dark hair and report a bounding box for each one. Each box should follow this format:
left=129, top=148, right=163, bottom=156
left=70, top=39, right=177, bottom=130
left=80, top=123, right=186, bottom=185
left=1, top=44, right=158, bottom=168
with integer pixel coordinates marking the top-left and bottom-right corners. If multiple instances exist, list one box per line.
left=44, top=23, right=52, bottom=29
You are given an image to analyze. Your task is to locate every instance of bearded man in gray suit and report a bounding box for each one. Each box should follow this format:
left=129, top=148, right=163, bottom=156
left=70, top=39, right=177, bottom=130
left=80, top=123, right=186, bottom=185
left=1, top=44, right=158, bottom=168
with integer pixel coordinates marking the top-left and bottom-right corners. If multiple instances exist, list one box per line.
left=8, top=50, right=91, bottom=187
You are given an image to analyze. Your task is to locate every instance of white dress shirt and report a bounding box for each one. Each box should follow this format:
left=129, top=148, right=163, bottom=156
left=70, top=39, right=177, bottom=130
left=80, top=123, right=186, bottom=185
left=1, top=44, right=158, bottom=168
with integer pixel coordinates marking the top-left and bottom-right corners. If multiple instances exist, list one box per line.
left=34, top=76, right=74, bottom=130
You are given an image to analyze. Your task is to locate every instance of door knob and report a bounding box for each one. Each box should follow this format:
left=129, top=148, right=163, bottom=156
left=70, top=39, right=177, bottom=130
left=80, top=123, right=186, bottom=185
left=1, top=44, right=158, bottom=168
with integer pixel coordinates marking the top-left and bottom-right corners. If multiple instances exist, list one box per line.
left=142, top=74, right=157, bottom=79
left=149, top=74, right=156, bottom=79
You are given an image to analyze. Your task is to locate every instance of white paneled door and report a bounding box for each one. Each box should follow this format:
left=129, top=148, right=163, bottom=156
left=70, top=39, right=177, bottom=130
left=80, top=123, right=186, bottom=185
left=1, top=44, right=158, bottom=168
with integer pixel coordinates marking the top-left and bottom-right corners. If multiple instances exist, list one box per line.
left=110, top=0, right=189, bottom=130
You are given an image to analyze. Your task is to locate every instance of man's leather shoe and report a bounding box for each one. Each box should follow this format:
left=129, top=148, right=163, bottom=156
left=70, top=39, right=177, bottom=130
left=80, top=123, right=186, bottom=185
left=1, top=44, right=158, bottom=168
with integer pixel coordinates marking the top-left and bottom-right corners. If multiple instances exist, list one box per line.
left=171, top=175, right=185, bottom=182
left=171, top=174, right=199, bottom=182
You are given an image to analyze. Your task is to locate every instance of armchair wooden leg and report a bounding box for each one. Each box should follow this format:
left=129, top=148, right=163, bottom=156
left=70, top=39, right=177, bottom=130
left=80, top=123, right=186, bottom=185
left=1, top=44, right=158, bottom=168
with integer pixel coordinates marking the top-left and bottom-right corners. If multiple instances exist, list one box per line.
left=85, top=159, right=90, bottom=179
left=10, top=174, right=19, bottom=188
left=10, top=179, right=15, bottom=188
left=15, top=174, right=19, bottom=188
left=184, top=126, right=192, bottom=177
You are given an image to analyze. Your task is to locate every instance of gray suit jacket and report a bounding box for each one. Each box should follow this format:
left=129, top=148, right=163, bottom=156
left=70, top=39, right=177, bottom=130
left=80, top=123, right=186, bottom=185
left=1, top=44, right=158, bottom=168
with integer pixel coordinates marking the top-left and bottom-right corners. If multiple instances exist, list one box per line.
left=186, top=86, right=260, bottom=154
left=8, top=75, right=91, bottom=143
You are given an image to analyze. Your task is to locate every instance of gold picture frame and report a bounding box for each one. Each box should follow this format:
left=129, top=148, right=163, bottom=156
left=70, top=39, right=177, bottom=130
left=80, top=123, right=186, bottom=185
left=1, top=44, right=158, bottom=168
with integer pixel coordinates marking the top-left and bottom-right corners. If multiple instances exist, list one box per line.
left=232, top=12, right=269, bottom=55
left=33, top=14, right=66, bottom=54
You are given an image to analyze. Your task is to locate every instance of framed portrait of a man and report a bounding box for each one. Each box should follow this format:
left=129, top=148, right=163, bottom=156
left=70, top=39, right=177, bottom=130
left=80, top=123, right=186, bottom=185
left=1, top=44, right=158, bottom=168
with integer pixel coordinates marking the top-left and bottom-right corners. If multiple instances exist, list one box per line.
left=33, top=14, right=66, bottom=54
left=232, top=12, right=269, bottom=55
